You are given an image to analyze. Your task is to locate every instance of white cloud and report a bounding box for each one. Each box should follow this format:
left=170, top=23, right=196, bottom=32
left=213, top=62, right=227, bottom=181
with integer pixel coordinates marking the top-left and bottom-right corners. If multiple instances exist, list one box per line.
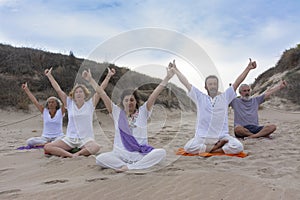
left=1, top=0, right=300, bottom=89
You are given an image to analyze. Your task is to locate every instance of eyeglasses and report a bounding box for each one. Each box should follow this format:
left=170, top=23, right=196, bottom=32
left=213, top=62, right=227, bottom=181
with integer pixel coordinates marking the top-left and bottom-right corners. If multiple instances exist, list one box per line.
left=242, top=89, right=250, bottom=92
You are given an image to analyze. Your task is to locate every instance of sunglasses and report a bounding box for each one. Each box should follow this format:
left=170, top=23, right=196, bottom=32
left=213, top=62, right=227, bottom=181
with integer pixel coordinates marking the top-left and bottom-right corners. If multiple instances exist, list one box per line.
left=242, top=89, right=250, bottom=92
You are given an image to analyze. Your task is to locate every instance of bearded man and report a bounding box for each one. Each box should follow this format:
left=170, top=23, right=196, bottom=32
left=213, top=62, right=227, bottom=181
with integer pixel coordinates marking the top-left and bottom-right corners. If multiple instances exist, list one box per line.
left=170, top=58, right=257, bottom=154
left=230, top=80, right=287, bottom=139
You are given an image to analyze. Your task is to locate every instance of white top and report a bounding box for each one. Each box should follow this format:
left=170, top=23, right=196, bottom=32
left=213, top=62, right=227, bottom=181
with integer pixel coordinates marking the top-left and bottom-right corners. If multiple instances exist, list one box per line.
left=188, top=85, right=236, bottom=139
left=66, top=97, right=95, bottom=139
left=111, top=102, right=152, bottom=161
left=42, top=108, right=64, bottom=138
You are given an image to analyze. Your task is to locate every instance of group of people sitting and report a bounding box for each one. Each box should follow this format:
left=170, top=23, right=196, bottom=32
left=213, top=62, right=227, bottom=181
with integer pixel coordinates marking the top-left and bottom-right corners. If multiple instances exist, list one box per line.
left=22, top=59, right=287, bottom=172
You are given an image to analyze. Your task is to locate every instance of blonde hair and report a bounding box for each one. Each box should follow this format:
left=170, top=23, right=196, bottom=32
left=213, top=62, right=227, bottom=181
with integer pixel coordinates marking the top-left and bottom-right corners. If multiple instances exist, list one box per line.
left=69, top=84, right=91, bottom=100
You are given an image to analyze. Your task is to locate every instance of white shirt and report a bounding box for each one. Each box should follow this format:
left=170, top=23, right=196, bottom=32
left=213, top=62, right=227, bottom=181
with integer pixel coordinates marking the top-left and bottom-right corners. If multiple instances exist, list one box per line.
left=42, top=108, right=64, bottom=138
left=188, top=85, right=236, bottom=139
left=66, top=97, right=94, bottom=139
left=111, top=102, right=152, bottom=161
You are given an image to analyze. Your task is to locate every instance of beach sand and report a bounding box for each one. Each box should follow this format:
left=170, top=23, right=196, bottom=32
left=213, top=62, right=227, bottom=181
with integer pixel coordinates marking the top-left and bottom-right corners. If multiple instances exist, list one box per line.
left=0, top=105, right=299, bottom=200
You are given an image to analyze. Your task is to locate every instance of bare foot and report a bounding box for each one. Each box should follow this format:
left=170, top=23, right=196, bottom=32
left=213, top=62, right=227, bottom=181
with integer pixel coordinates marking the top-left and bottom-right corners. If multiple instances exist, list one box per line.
left=210, top=139, right=228, bottom=153
left=221, top=138, right=228, bottom=143
left=115, top=165, right=128, bottom=173
left=72, top=152, right=80, bottom=158
left=216, top=139, right=228, bottom=147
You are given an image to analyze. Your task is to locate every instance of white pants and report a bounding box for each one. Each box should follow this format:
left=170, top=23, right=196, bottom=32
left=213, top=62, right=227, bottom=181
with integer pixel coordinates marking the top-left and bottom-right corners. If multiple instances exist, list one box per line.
left=184, top=135, right=243, bottom=154
left=26, top=136, right=62, bottom=147
left=96, top=149, right=166, bottom=170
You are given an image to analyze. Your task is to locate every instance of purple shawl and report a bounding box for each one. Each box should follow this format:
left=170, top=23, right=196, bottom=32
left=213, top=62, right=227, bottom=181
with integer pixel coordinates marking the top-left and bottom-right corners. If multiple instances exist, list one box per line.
left=118, top=109, right=153, bottom=154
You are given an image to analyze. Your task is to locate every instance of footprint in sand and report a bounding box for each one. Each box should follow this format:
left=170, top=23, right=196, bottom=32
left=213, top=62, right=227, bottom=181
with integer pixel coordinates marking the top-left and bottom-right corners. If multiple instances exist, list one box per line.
left=0, top=189, right=21, bottom=195
left=85, top=177, right=109, bottom=182
left=0, top=168, right=14, bottom=174
left=152, top=167, right=184, bottom=176
left=43, top=179, right=69, bottom=184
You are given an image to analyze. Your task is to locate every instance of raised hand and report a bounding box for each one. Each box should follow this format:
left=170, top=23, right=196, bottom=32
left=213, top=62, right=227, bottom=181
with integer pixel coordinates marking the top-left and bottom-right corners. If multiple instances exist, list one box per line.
left=107, top=68, right=116, bottom=77
left=169, top=59, right=177, bottom=69
left=166, top=61, right=175, bottom=79
left=44, top=67, right=53, bottom=77
left=247, top=58, right=257, bottom=70
left=21, top=82, right=28, bottom=90
left=280, top=80, right=288, bottom=89
left=82, top=69, right=92, bottom=82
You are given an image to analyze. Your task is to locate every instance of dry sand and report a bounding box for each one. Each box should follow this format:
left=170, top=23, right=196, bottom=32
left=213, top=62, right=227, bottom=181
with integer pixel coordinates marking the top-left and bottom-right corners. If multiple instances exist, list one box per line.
left=0, top=105, right=299, bottom=200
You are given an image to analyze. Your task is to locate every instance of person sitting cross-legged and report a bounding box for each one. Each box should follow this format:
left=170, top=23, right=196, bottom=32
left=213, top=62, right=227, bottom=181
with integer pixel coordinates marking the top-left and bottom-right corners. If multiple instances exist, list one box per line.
left=230, top=80, right=287, bottom=139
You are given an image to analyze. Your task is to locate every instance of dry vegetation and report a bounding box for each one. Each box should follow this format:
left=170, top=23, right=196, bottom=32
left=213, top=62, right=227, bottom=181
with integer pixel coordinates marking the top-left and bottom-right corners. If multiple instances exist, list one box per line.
left=1, top=43, right=299, bottom=111
left=0, top=44, right=193, bottom=111
left=251, top=44, right=300, bottom=110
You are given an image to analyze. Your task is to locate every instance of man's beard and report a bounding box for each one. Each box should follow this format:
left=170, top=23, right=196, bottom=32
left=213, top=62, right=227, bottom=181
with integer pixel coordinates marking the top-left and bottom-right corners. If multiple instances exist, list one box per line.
left=241, top=94, right=251, bottom=100
left=209, top=88, right=218, bottom=97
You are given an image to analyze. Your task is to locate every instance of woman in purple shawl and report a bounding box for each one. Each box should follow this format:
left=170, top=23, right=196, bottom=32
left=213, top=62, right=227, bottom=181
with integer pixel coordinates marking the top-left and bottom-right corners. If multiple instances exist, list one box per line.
left=92, top=66, right=174, bottom=172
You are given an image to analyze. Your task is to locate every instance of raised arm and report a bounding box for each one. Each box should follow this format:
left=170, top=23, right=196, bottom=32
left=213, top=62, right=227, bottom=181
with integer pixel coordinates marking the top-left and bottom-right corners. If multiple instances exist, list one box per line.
left=264, top=80, right=287, bottom=99
left=232, top=58, right=256, bottom=91
left=22, top=82, right=44, bottom=113
left=146, top=64, right=175, bottom=111
left=170, top=60, right=192, bottom=92
left=44, top=67, right=67, bottom=106
left=101, top=68, right=115, bottom=89
left=82, top=68, right=113, bottom=112
left=96, top=86, right=113, bottom=113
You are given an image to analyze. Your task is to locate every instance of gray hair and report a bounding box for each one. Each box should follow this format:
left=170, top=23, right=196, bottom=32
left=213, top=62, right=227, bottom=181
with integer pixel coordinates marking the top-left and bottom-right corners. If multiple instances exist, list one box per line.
left=45, top=96, right=62, bottom=110
left=238, top=84, right=250, bottom=93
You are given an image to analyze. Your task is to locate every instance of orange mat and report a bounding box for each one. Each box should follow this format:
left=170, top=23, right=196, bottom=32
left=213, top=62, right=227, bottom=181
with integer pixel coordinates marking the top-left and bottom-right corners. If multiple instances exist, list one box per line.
left=176, top=148, right=247, bottom=158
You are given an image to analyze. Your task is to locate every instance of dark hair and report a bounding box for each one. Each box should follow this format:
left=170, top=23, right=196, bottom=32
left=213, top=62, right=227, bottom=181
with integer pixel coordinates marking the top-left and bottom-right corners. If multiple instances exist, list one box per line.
left=120, top=89, right=140, bottom=110
left=205, top=75, right=219, bottom=88
left=45, top=97, right=61, bottom=110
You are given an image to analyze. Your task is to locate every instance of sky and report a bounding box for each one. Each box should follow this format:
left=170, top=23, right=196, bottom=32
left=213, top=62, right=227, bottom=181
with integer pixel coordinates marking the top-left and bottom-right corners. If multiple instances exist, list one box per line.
left=1, top=0, right=300, bottom=91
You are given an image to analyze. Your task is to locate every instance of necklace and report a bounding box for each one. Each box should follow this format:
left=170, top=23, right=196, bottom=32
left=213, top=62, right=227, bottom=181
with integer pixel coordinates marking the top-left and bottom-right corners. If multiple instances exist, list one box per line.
left=128, top=110, right=138, bottom=129
left=210, top=97, right=217, bottom=107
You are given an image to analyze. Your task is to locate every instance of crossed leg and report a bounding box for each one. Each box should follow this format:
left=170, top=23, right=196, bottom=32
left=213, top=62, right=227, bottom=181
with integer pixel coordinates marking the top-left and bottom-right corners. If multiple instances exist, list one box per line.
left=234, top=124, right=276, bottom=138
left=210, top=138, right=228, bottom=153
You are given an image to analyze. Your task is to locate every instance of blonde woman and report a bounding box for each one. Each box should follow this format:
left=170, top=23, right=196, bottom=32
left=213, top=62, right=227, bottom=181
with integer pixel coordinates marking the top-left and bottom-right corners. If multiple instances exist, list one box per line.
left=44, top=67, right=113, bottom=157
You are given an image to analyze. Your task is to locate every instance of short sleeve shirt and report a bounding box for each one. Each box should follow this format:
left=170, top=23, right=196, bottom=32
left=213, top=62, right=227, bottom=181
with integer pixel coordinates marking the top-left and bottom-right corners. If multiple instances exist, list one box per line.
left=230, top=94, right=265, bottom=126
left=188, top=85, right=236, bottom=138
left=42, top=108, right=64, bottom=138
left=111, top=102, right=152, bottom=151
left=66, top=97, right=95, bottom=139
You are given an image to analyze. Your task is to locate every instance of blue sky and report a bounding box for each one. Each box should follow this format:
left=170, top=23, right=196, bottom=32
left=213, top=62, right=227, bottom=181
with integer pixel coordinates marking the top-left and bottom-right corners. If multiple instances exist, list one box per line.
left=1, top=0, right=299, bottom=91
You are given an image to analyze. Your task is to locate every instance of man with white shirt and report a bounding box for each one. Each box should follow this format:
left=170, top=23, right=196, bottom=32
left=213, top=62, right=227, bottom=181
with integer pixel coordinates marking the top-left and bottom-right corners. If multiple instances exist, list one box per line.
left=170, top=59, right=256, bottom=154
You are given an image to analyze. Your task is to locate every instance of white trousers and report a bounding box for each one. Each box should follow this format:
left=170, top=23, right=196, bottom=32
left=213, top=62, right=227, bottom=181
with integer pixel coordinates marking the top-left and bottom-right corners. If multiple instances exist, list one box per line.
left=26, top=136, right=62, bottom=147
left=96, top=149, right=166, bottom=170
left=184, top=135, right=243, bottom=154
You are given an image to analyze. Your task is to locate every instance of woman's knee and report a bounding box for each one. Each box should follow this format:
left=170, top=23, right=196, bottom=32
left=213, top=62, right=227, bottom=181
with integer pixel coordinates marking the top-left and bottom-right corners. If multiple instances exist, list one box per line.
left=84, top=141, right=101, bottom=155
left=26, top=139, right=35, bottom=147
left=153, top=148, right=166, bottom=158
left=43, top=142, right=53, bottom=152
left=95, top=154, right=105, bottom=166
left=95, top=153, right=113, bottom=167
